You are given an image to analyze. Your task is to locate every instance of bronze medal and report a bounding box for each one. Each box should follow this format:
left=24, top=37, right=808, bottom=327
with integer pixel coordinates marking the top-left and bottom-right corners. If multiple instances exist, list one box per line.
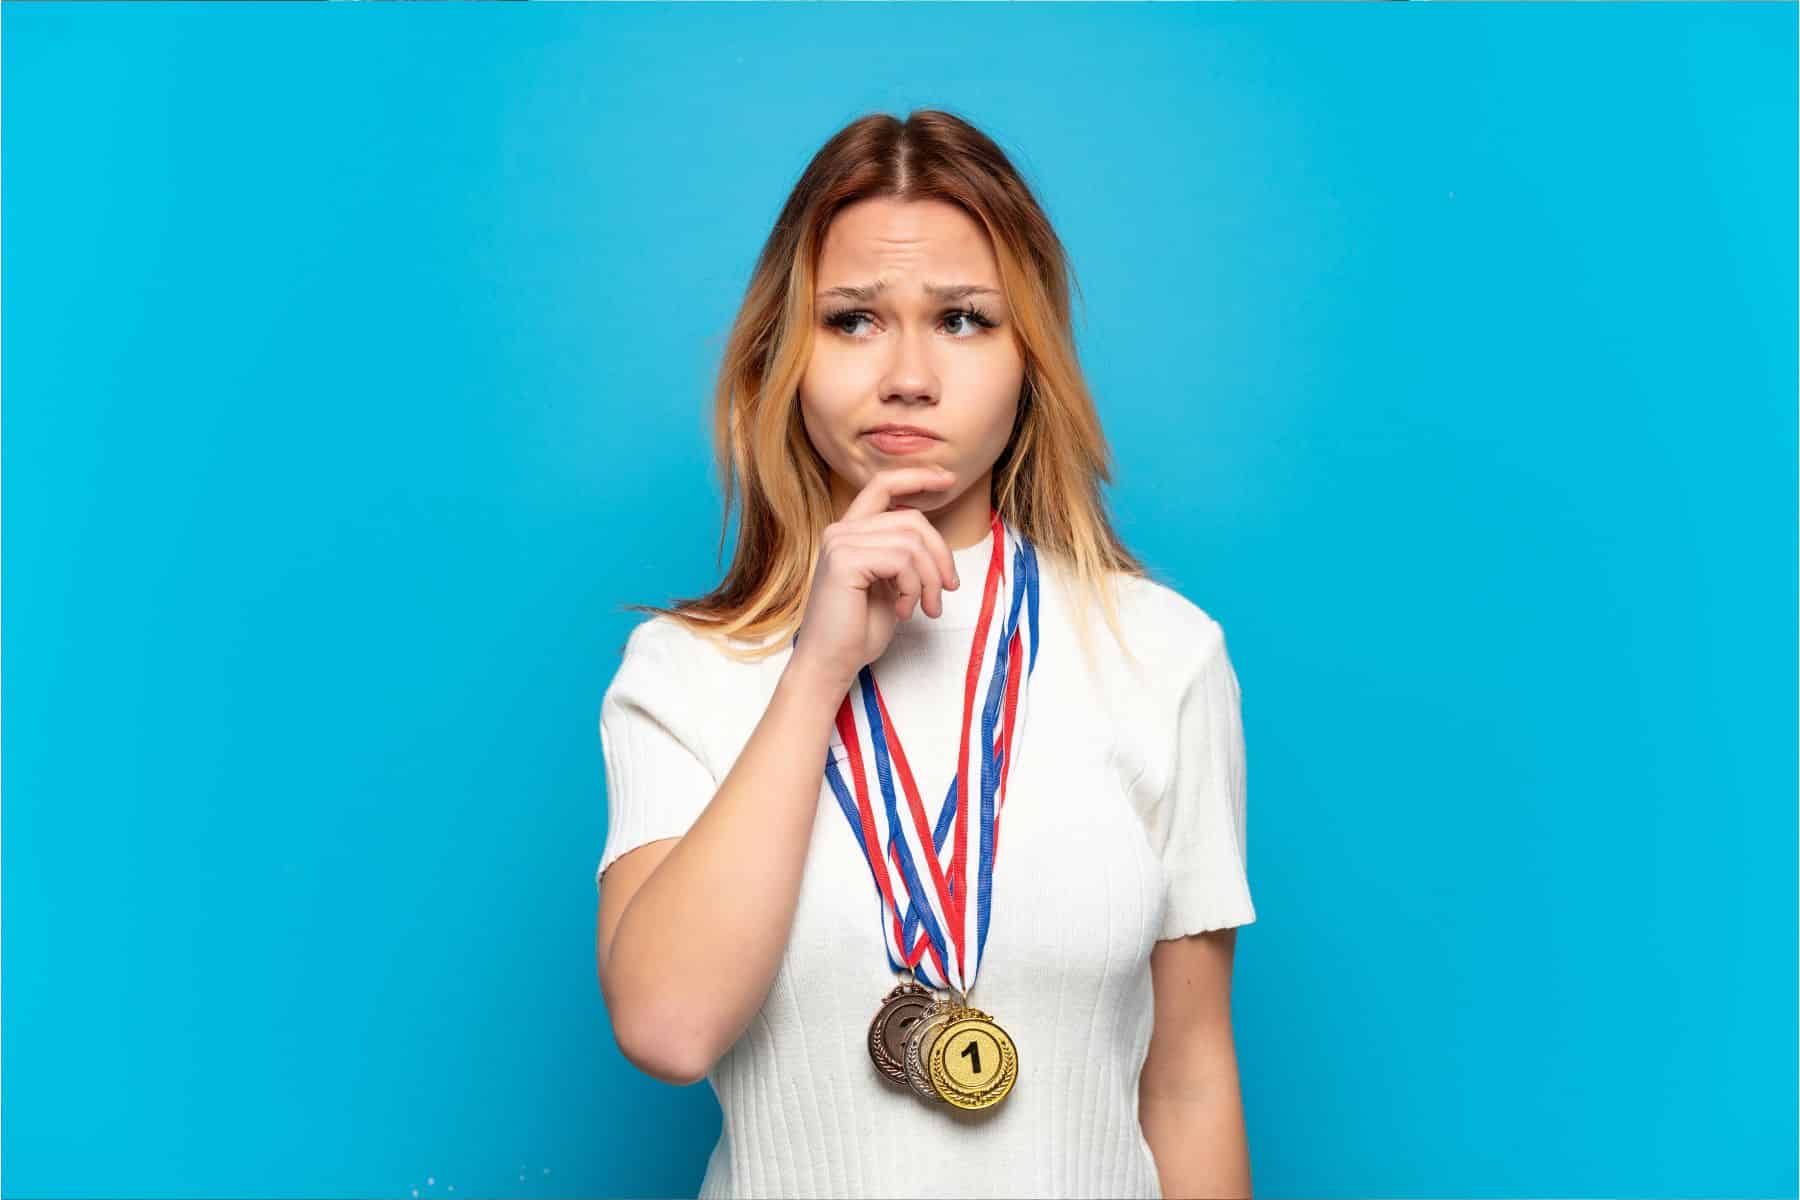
left=926, top=1007, right=1018, bottom=1111
left=866, top=979, right=935, bottom=1087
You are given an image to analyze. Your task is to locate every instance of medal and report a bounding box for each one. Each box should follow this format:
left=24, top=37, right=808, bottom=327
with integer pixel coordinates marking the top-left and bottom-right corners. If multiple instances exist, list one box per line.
left=798, top=507, right=1042, bottom=1110
left=927, top=1006, right=1019, bottom=1110
left=902, top=992, right=968, bottom=1102
left=866, top=976, right=935, bottom=1087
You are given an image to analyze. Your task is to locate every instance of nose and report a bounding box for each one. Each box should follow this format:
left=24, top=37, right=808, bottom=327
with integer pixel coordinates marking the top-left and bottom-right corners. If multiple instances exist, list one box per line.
left=879, top=325, right=938, bottom=406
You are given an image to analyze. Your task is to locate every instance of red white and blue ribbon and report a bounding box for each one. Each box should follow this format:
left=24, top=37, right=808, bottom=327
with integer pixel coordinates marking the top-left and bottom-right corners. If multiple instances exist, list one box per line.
left=797, top=508, right=1041, bottom=997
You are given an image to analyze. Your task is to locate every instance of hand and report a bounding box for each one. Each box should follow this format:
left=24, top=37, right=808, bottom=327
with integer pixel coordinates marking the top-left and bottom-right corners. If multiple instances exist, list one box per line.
left=789, top=465, right=963, bottom=695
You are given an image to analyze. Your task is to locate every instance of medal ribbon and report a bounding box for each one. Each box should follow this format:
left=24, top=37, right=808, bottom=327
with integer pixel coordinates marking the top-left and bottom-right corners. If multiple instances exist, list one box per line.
left=799, top=509, right=1042, bottom=997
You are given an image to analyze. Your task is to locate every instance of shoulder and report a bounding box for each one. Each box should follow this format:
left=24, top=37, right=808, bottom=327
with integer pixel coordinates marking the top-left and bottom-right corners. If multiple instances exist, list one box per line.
left=601, top=612, right=786, bottom=775
left=604, top=614, right=726, bottom=703
left=599, top=616, right=730, bottom=758
left=617, top=611, right=699, bottom=657
left=1107, top=569, right=1230, bottom=680
left=614, top=611, right=738, bottom=668
left=606, top=611, right=777, bottom=707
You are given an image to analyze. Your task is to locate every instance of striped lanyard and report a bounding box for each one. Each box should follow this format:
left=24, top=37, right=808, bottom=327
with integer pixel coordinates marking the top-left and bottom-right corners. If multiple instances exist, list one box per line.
left=803, top=508, right=1041, bottom=997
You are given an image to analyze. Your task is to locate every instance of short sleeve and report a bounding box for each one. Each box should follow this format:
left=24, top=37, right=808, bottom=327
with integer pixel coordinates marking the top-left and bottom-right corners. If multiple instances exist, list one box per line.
left=1153, top=618, right=1257, bottom=939
left=594, top=618, right=720, bottom=889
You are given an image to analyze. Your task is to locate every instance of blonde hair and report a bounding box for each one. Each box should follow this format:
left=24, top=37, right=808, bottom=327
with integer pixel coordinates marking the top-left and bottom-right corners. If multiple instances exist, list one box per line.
left=625, top=107, right=1160, bottom=682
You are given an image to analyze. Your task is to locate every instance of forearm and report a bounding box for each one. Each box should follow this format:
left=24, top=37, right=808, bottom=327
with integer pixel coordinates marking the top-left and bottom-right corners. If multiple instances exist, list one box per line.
left=1139, top=1071, right=1253, bottom=1199
left=605, top=658, right=847, bottom=1080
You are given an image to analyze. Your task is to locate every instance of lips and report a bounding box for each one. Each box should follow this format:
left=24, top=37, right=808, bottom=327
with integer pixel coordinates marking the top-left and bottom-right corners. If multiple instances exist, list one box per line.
left=864, top=429, right=940, bottom=455
left=864, top=425, right=941, bottom=440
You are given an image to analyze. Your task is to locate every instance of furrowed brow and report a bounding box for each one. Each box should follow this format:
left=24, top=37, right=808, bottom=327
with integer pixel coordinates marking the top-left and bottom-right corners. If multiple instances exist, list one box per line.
left=818, top=280, right=1002, bottom=303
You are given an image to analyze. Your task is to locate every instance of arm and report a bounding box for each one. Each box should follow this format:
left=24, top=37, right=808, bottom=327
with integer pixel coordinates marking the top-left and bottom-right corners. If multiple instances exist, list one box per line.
left=1138, top=927, right=1252, bottom=1199
left=595, top=656, right=847, bottom=1086
left=595, top=468, right=962, bottom=1086
left=1136, top=605, right=1257, bottom=1193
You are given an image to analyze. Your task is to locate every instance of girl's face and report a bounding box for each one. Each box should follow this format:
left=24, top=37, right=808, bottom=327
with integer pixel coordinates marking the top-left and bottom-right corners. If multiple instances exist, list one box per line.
left=799, top=197, right=1025, bottom=547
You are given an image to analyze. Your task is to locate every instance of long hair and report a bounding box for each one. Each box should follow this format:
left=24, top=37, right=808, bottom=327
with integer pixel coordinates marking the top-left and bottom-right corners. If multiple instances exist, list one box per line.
left=626, top=108, right=1159, bottom=681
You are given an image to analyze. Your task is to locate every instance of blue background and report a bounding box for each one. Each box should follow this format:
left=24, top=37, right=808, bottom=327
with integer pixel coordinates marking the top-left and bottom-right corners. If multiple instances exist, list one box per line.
left=4, top=3, right=1794, bottom=1198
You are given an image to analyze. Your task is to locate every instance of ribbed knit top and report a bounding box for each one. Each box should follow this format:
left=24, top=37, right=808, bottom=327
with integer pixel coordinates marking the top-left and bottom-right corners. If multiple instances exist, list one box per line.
left=595, top=540, right=1256, bottom=1199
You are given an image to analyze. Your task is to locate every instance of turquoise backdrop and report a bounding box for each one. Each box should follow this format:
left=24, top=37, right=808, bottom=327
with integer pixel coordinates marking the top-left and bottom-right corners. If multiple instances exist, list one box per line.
left=4, top=3, right=1794, bottom=1198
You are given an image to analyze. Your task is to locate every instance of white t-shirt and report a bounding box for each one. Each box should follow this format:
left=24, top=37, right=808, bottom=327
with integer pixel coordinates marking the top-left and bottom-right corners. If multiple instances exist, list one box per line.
left=596, top=537, right=1256, bottom=1199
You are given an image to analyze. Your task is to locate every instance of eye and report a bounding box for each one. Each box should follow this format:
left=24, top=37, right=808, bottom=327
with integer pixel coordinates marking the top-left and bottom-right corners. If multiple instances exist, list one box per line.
left=823, top=305, right=1001, bottom=339
left=943, top=306, right=1000, bottom=336
left=824, top=309, right=874, bottom=337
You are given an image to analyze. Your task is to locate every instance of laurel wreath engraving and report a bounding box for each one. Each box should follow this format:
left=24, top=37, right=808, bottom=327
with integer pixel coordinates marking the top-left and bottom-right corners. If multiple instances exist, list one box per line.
left=904, top=1006, right=957, bottom=1101
left=867, top=987, right=932, bottom=1086
left=927, top=1016, right=1018, bottom=1111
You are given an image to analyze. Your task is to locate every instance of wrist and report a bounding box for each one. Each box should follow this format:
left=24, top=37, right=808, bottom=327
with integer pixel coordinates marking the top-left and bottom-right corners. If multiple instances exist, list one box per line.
left=778, top=654, right=853, bottom=714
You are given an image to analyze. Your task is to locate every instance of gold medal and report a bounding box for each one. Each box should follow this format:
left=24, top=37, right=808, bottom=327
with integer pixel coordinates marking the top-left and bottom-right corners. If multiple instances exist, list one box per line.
left=902, top=996, right=967, bottom=1102
left=926, top=1007, right=1018, bottom=1110
left=866, top=979, right=935, bottom=1087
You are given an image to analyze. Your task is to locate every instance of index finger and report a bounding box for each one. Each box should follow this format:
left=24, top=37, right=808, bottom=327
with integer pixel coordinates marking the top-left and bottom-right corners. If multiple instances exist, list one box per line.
left=842, top=466, right=958, bottom=523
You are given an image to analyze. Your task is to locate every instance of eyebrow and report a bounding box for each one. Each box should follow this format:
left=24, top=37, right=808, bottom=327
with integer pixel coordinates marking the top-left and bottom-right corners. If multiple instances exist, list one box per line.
left=817, top=280, right=1003, bottom=304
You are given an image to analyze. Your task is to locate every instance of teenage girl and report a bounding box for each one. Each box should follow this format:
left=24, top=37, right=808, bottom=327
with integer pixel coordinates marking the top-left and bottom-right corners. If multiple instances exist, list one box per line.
left=594, top=108, right=1256, bottom=1200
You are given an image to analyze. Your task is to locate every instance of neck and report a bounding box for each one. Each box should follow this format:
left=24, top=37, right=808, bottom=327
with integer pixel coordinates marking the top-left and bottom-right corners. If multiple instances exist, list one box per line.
left=831, top=469, right=997, bottom=551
